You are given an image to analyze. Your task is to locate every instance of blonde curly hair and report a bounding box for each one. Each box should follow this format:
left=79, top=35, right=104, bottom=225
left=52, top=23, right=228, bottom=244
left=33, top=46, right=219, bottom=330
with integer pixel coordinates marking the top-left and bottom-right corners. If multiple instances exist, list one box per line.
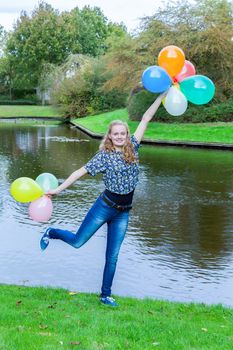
left=99, top=120, right=137, bottom=164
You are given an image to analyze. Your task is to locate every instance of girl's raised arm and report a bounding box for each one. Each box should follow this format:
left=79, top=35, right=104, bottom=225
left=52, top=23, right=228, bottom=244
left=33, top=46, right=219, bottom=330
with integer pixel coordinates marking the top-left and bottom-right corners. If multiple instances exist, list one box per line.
left=134, top=91, right=167, bottom=144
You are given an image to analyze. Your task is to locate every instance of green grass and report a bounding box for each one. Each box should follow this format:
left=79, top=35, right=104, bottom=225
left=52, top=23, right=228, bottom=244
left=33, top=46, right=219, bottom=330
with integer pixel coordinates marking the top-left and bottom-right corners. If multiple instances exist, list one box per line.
left=0, top=285, right=232, bottom=350
left=0, top=105, right=60, bottom=117
left=74, top=109, right=233, bottom=144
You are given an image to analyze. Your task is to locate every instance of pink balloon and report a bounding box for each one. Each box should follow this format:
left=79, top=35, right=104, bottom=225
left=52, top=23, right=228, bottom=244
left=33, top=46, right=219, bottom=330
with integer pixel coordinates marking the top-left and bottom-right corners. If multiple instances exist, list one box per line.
left=174, top=60, right=196, bottom=83
left=29, top=195, right=53, bottom=222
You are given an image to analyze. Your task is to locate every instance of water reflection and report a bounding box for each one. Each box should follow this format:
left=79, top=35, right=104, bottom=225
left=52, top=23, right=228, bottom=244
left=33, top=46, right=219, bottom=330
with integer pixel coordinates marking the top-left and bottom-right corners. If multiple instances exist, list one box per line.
left=0, top=122, right=233, bottom=306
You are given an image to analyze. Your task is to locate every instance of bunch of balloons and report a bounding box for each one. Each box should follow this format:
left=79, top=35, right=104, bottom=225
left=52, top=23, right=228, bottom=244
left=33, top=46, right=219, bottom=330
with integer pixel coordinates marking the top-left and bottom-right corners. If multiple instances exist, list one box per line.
left=142, top=45, right=215, bottom=116
left=10, top=173, right=59, bottom=222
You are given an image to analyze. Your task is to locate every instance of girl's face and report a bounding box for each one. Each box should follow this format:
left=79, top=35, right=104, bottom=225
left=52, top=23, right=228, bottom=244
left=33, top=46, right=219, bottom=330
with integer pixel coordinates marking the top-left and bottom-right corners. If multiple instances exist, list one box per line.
left=109, top=124, right=128, bottom=148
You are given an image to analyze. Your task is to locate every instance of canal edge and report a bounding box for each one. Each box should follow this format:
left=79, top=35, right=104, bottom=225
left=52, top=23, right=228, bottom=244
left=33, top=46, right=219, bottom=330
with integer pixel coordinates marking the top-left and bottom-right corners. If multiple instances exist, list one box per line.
left=70, top=121, right=233, bottom=150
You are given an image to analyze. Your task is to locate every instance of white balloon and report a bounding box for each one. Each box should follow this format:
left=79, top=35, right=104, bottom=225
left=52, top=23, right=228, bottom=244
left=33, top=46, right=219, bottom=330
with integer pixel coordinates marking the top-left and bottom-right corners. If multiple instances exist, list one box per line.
left=164, top=86, right=188, bottom=116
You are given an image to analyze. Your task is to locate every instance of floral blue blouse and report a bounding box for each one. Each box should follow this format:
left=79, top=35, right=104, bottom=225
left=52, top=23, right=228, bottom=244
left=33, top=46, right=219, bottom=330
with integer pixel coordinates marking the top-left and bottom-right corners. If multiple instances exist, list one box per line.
left=84, top=135, right=141, bottom=194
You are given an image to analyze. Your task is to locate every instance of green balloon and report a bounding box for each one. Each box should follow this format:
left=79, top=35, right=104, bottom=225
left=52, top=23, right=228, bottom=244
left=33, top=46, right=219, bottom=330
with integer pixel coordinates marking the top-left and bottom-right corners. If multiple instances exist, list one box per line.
left=180, top=75, right=215, bottom=105
left=36, top=173, right=58, bottom=192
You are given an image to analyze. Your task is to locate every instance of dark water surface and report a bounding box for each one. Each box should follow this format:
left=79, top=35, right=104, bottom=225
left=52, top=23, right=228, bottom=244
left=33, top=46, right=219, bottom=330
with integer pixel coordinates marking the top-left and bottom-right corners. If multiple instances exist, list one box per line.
left=1, top=121, right=233, bottom=306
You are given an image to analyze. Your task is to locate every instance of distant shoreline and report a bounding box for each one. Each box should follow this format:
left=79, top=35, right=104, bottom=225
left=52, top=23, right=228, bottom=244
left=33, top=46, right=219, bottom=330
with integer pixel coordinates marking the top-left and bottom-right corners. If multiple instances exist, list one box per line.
left=1, top=115, right=233, bottom=150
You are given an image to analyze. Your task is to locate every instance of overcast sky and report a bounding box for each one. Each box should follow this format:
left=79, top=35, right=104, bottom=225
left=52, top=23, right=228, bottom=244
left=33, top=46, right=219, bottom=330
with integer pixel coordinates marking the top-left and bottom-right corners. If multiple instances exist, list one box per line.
left=0, top=0, right=167, bottom=32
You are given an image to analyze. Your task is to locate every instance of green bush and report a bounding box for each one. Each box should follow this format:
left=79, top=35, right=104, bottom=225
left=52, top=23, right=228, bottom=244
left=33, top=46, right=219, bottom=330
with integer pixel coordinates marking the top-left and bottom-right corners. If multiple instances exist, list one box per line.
left=11, top=89, right=36, bottom=99
left=59, top=92, right=92, bottom=119
left=127, top=88, right=155, bottom=121
left=0, top=89, right=39, bottom=105
left=57, top=89, right=127, bottom=119
left=0, top=95, right=10, bottom=101
left=0, top=99, right=37, bottom=105
left=51, top=58, right=127, bottom=119
left=127, top=88, right=233, bottom=123
left=89, top=89, right=127, bottom=114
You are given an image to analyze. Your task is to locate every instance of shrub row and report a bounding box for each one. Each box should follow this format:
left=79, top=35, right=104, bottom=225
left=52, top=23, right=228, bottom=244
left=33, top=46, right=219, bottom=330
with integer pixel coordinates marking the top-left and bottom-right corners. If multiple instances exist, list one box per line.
left=0, top=99, right=38, bottom=105
left=54, top=88, right=127, bottom=119
left=127, top=89, right=233, bottom=123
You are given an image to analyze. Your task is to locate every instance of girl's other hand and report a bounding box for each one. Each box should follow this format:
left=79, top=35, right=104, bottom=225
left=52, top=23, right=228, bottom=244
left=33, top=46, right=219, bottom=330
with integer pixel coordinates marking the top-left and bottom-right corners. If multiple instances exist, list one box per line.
left=46, top=189, right=60, bottom=197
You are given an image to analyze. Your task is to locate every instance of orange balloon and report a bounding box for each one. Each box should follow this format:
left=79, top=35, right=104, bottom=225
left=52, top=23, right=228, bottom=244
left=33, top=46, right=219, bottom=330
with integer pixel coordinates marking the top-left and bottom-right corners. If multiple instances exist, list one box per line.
left=158, top=46, right=185, bottom=77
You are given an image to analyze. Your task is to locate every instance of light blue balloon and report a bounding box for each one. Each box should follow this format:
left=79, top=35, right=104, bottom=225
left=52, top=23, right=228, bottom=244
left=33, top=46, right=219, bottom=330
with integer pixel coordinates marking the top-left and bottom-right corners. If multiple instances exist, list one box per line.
left=164, top=86, right=188, bottom=116
left=36, top=173, right=58, bottom=192
left=142, top=65, right=172, bottom=93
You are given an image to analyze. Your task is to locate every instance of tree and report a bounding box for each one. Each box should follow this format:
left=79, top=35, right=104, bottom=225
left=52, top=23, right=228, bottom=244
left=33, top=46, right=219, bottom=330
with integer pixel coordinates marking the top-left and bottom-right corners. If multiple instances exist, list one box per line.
left=0, top=25, right=7, bottom=57
left=5, top=2, right=126, bottom=92
left=6, top=2, right=71, bottom=89
left=102, top=34, right=142, bottom=93
left=68, top=6, right=109, bottom=57
left=102, top=21, right=128, bottom=51
left=0, top=55, right=14, bottom=98
left=0, top=26, right=11, bottom=96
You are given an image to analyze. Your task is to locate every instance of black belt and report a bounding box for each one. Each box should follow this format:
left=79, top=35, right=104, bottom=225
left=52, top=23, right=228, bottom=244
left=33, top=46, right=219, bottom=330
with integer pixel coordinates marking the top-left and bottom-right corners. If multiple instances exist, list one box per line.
left=101, top=194, right=132, bottom=211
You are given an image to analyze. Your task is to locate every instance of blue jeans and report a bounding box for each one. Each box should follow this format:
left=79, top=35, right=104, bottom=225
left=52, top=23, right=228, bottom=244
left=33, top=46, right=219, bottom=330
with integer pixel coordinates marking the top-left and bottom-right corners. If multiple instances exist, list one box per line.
left=48, top=194, right=130, bottom=297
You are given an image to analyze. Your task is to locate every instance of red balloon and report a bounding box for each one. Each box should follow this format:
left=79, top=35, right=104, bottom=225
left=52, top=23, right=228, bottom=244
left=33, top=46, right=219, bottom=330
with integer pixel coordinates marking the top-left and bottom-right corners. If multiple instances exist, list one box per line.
left=174, top=60, right=196, bottom=83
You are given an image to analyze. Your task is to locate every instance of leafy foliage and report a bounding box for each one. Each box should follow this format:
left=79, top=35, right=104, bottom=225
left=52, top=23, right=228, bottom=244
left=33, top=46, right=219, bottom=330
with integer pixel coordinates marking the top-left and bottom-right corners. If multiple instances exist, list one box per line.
left=102, top=34, right=143, bottom=93
left=6, top=3, right=70, bottom=89
left=128, top=88, right=233, bottom=123
left=68, top=6, right=109, bottom=57
left=50, top=55, right=127, bottom=118
left=0, top=25, right=7, bottom=57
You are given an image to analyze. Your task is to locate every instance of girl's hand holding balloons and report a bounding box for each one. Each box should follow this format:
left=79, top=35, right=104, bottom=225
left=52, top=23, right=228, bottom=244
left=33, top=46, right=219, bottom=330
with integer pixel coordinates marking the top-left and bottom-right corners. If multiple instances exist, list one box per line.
left=46, top=188, right=61, bottom=197
left=141, top=45, right=215, bottom=116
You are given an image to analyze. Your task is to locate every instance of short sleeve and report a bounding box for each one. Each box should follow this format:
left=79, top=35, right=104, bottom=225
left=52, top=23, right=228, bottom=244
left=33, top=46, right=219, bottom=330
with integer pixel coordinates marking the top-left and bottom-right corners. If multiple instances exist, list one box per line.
left=131, top=135, right=141, bottom=152
left=84, top=151, right=106, bottom=176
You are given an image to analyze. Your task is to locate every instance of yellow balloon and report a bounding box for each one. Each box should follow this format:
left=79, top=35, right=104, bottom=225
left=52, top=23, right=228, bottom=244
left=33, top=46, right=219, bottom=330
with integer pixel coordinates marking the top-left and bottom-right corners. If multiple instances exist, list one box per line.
left=10, top=177, right=44, bottom=203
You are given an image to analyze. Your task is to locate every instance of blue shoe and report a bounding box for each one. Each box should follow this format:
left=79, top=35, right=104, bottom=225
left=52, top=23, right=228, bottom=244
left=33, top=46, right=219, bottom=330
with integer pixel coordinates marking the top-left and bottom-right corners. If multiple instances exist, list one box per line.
left=100, top=296, right=118, bottom=307
left=40, top=228, right=51, bottom=251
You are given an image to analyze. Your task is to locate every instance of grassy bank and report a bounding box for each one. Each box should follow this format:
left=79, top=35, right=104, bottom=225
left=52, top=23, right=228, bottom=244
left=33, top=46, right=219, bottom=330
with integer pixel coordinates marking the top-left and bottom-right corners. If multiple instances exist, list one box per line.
left=1, top=106, right=233, bottom=144
left=0, top=284, right=232, bottom=350
left=74, top=109, right=233, bottom=144
left=0, top=105, right=60, bottom=117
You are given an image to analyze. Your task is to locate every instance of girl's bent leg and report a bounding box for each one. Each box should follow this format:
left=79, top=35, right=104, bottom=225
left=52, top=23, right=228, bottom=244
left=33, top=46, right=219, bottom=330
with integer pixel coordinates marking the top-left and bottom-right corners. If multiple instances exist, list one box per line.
left=41, top=196, right=116, bottom=249
left=48, top=209, right=105, bottom=248
left=101, top=210, right=129, bottom=298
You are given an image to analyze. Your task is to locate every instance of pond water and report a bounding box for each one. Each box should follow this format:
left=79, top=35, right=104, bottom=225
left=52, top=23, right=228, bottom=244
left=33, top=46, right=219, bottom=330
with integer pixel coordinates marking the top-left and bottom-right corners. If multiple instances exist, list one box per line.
left=1, top=121, right=233, bottom=307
